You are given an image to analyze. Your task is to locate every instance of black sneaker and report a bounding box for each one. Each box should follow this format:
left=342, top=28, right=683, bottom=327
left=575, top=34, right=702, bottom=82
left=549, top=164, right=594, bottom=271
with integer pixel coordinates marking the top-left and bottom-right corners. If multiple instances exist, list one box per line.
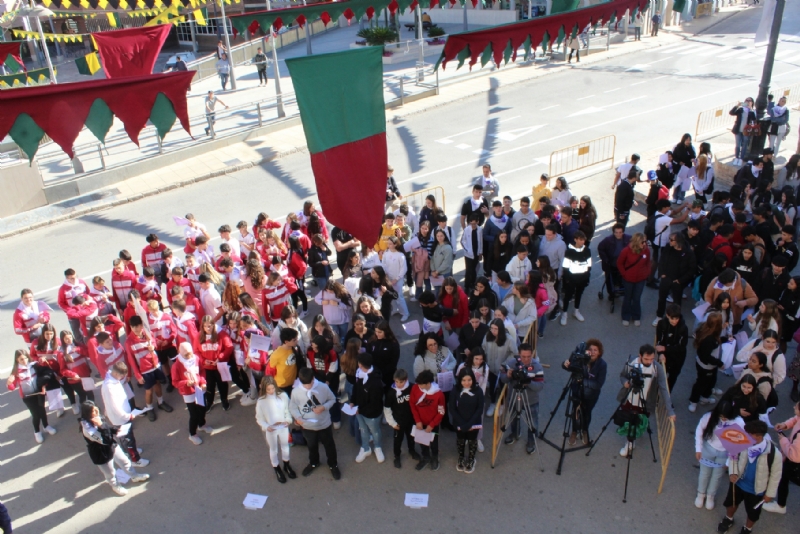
left=274, top=466, right=286, bottom=484
left=330, top=466, right=341, bottom=480
left=222, top=404, right=231, bottom=412
left=504, top=434, right=516, bottom=445
left=147, top=409, right=157, bottom=422
left=430, top=458, right=440, bottom=471
left=526, top=440, right=536, bottom=454
left=394, top=457, right=401, bottom=469
left=538, top=331, right=544, bottom=338
left=158, top=401, right=173, bottom=413
left=284, top=462, right=296, bottom=479
left=409, top=451, right=420, bottom=461
left=301, top=464, right=316, bottom=477
left=206, top=403, right=214, bottom=413
left=415, top=458, right=430, bottom=471
left=737, top=528, right=751, bottom=534
left=717, top=516, right=734, bottom=533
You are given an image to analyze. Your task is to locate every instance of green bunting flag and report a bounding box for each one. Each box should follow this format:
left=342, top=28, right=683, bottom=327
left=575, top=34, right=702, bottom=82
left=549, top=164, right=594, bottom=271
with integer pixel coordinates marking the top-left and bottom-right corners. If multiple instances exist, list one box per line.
left=75, top=52, right=102, bottom=75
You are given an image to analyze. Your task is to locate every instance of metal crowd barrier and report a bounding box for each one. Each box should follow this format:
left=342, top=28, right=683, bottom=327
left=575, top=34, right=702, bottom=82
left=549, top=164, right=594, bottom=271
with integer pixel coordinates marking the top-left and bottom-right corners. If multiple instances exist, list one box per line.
left=548, top=134, right=616, bottom=178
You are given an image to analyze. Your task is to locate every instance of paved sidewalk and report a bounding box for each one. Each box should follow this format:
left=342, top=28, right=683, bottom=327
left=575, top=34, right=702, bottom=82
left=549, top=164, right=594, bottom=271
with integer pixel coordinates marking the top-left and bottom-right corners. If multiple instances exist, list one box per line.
left=0, top=6, right=747, bottom=239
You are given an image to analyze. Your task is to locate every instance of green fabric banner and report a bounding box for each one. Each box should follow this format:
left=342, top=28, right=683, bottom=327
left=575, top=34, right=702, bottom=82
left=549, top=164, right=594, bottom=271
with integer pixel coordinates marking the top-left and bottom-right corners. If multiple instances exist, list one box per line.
left=673, top=0, right=687, bottom=12
left=551, top=0, right=582, bottom=15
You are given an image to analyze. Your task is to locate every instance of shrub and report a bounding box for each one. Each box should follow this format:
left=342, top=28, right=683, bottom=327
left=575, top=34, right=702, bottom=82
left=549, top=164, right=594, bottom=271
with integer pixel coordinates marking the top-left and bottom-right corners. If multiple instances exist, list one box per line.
left=356, top=27, right=399, bottom=48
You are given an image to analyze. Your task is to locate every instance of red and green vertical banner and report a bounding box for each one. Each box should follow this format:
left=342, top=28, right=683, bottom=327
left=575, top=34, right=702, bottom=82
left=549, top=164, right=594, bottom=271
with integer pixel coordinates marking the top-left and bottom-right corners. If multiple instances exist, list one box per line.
left=286, top=47, right=388, bottom=244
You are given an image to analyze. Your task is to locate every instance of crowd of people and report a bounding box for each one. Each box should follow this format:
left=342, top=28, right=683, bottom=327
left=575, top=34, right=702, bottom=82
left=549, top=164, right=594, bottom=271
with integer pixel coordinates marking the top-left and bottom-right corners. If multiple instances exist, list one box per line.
left=5, top=143, right=800, bottom=531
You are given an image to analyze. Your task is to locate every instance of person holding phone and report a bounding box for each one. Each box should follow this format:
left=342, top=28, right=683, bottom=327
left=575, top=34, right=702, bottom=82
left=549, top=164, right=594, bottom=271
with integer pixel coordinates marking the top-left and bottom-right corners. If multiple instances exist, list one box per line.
left=763, top=400, right=800, bottom=514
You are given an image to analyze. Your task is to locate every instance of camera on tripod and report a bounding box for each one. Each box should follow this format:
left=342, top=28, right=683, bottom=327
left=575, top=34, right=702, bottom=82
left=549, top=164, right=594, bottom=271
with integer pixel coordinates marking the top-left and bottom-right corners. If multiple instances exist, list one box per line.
left=625, top=363, right=652, bottom=390
left=510, top=368, right=533, bottom=387
left=567, top=342, right=591, bottom=378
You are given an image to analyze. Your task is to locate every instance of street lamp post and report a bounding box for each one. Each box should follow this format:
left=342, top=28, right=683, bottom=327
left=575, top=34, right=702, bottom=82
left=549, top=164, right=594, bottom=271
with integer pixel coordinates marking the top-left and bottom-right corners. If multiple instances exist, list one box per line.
left=752, top=0, right=785, bottom=156
left=218, top=0, right=237, bottom=90
left=20, top=2, right=56, bottom=84
left=266, top=0, right=285, bottom=117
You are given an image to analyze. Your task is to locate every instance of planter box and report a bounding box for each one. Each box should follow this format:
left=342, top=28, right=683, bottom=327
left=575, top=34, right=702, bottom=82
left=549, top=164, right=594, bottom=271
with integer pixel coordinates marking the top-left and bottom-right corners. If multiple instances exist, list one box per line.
left=349, top=40, right=445, bottom=64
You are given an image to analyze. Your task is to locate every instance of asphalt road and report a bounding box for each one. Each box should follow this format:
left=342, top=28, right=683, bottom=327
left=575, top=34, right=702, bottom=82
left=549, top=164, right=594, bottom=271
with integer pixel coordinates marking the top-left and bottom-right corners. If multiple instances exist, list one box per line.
left=2, top=5, right=800, bottom=534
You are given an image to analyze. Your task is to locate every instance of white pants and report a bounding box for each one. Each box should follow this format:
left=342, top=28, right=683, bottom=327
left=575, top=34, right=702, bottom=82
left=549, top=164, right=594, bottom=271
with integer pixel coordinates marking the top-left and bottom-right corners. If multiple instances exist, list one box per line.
left=769, top=124, right=787, bottom=155
left=392, top=279, right=409, bottom=316
left=97, top=446, right=136, bottom=485
left=265, top=427, right=291, bottom=467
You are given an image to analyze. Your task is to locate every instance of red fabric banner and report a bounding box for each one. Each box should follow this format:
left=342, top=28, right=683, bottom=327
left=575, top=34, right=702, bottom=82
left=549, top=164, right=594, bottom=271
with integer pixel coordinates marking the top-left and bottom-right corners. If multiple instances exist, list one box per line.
left=0, top=71, right=195, bottom=158
left=0, top=42, right=26, bottom=72
left=92, top=24, right=171, bottom=79
left=309, top=133, right=388, bottom=245
left=440, top=0, right=647, bottom=69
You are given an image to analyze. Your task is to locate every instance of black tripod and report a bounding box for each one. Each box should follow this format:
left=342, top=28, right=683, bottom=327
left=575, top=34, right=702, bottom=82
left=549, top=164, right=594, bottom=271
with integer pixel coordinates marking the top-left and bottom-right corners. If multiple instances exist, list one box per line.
left=586, top=384, right=657, bottom=503
left=498, top=385, right=544, bottom=472
left=540, top=371, right=592, bottom=475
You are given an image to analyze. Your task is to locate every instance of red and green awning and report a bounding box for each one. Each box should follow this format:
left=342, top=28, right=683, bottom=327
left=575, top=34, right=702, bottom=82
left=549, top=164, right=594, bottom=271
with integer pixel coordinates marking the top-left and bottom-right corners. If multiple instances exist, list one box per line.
left=286, top=47, right=387, bottom=244
left=0, top=71, right=195, bottom=161
left=229, top=0, right=467, bottom=35
left=437, top=0, right=648, bottom=70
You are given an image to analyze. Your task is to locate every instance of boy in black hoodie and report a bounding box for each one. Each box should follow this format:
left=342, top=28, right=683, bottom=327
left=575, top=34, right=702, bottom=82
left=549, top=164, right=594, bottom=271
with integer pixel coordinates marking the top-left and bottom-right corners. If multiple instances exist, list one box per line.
left=655, top=304, right=690, bottom=391
left=350, top=353, right=386, bottom=464
left=384, top=368, right=420, bottom=468
left=418, top=290, right=455, bottom=333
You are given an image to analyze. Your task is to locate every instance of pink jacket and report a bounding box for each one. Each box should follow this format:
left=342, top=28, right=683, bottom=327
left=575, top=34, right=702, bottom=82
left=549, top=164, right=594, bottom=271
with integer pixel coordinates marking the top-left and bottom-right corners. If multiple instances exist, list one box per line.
left=533, top=284, right=550, bottom=317
left=778, top=416, right=800, bottom=463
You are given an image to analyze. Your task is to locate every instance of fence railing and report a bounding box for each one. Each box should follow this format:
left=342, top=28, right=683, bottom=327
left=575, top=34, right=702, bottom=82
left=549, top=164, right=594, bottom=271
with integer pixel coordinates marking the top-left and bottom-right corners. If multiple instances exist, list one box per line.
left=548, top=134, right=616, bottom=177
left=390, top=185, right=446, bottom=220
left=491, top=383, right=508, bottom=468
left=695, top=82, right=800, bottom=139
left=656, top=382, right=676, bottom=494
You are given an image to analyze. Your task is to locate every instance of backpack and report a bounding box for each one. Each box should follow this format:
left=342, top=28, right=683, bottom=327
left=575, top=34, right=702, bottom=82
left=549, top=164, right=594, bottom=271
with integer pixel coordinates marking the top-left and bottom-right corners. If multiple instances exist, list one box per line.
left=645, top=213, right=667, bottom=244
left=757, top=375, right=780, bottom=408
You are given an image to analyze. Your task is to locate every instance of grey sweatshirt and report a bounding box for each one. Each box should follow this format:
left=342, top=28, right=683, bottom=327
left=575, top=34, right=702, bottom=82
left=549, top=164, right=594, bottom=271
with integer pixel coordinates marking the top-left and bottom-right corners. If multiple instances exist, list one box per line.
left=289, top=379, right=336, bottom=431
left=538, top=234, right=566, bottom=276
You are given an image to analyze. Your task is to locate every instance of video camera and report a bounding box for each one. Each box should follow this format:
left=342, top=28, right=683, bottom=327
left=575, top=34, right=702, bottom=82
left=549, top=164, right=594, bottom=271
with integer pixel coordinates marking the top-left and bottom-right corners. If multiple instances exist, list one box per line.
left=510, top=368, right=533, bottom=387
left=625, top=361, right=652, bottom=390
left=567, top=342, right=591, bottom=378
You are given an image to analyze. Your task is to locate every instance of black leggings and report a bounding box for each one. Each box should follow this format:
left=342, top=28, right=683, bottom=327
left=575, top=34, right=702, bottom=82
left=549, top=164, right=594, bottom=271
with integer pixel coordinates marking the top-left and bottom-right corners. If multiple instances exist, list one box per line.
left=690, top=363, right=718, bottom=403
left=229, top=361, right=250, bottom=395
left=258, top=68, right=267, bottom=84
left=568, top=49, right=580, bottom=61
left=291, top=286, right=308, bottom=312
left=187, top=401, right=207, bottom=436
left=562, top=280, right=588, bottom=312
left=393, top=423, right=416, bottom=458
left=61, top=378, right=94, bottom=405
left=204, top=369, right=229, bottom=408
left=22, top=395, right=48, bottom=432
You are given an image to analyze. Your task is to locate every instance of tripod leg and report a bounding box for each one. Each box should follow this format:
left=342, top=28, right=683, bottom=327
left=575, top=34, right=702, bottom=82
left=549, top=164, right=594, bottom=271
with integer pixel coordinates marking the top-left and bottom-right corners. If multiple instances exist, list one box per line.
left=646, top=419, right=657, bottom=463
left=540, top=378, right=572, bottom=439
left=622, top=455, right=632, bottom=503
left=520, top=397, right=545, bottom=472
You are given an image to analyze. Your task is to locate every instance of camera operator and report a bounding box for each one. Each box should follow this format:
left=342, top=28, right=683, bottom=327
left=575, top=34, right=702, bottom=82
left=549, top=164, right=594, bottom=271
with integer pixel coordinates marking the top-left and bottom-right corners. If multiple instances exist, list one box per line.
left=562, top=339, right=607, bottom=445
left=615, top=344, right=676, bottom=457
left=500, top=343, right=544, bottom=453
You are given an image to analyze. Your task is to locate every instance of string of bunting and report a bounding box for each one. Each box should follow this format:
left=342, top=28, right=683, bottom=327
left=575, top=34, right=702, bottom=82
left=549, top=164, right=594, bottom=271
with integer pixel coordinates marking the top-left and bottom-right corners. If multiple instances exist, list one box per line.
left=0, top=67, right=56, bottom=89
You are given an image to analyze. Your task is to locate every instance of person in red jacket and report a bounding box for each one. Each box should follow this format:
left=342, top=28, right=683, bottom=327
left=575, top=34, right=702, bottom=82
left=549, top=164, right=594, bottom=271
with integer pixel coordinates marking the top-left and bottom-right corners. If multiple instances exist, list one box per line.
left=617, top=233, right=652, bottom=327
left=66, top=295, right=99, bottom=339
left=173, top=342, right=212, bottom=445
left=147, top=300, right=177, bottom=393
left=58, top=268, right=90, bottom=345
left=262, top=271, right=292, bottom=324
left=7, top=349, right=60, bottom=443
left=166, top=267, right=195, bottom=305
left=141, top=233, right=167, bottom=283
left=58, top=330, right=95, bottom=412
left=709, top=224, right=736, bottom=264
left=14, top=288, right=51, bottom=343
left=439, top=277, right=469, bottom=331
left=137, top=267, right=161, bottom=304
left=195, top=315, right=230, bottom=411
left=112, top=259, right=138, bottom=310
left=410, top=370, right=445, bottom=471
left=94, top=332, right=127, bottom=381
left=171, top=298, right=199, bottom=351
left=125, top=316, right=173, bottom=421
left=170, top=285, right=202, bottom=326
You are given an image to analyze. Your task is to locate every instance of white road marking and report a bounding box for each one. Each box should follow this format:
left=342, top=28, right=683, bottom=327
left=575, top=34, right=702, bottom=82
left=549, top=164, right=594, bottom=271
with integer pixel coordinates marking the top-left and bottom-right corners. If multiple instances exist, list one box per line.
left=436, top=139, right=454, bottom=144
left=625, top=64, right=650, bottom=72
left=540, top=104, right=560, bottom=111
left=604, top=88, right=621, bottom=93
left=677, top=44, right=708, bottom=55
left=696, top=45, right=732, bottom=57
left=569, top=106, right=605, bottom=117
left=576, top=94, right=596, bottom=101
left=490, top=124, right=547, bottom=141
left=718, top=49, right=751, bottom=59
left=455, top=143, right=472, bottom=150
left=646, top=57, right=673, bottom=65
left=569, top=95, right=648, bottom=117
left=630, top=80, right=648, bottom=86
left=433, top=115, right=521, bottom=144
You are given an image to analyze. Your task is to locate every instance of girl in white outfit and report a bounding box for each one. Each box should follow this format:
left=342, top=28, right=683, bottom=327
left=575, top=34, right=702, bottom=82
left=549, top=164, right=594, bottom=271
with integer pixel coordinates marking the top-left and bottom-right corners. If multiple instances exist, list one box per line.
left=255, top=376, right=296, bottom=484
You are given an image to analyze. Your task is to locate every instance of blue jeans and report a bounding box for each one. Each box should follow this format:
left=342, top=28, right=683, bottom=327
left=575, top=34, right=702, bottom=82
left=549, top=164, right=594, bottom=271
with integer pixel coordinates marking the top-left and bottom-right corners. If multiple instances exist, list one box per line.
left=356, top=414, right=383, bottom=452
left=734, top=132, right=749, bottom=160
left=621, top=280, right=645, bottom=321
left=219, top=72, right=229, bottom=90
left=314, top=277, right=329, bottom=294
left=697, top=441, right=728, bottom=497
left=538, top=314, right=547, bottom=336
left=673, top=185, right=686, bottom=202
left=331, top=322, right=348, bottom=346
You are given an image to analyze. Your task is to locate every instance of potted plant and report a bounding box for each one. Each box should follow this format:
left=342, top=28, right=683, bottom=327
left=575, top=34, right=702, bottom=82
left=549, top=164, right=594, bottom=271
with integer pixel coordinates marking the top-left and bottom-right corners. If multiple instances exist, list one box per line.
left=427, top=26, right=446, bottom=45
left=356, top=27, right=400, bottom=55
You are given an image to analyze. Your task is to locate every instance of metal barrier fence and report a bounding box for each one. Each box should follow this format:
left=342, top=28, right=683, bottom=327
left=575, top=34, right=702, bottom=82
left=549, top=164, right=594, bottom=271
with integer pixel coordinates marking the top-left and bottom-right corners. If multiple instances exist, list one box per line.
left=391, top=185, right=446, bottom=219
left=695, top=82, right=800, bottom=140
left=655, top=379, right=676, bottom=494
left=491, top=383, right=508, bottom=468
left=548, top=135, right=616, bottom=178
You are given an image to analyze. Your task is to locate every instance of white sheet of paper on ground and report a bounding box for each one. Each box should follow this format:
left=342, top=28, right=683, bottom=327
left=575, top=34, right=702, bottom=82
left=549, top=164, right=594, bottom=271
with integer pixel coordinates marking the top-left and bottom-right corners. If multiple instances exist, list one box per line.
left=81, top=377, right=96, bottom=391
left=131, top=406, right=153, bottom=417
left=194, top=386, right=205, bottom=407
left=341, top=404, right=358, bottom=416
left=411, top=426, right=433, bottom=446
left=45, top=389, right=65, bottom=411
left=217, top=361, right=232, bottom=382
left=402, top=320, right=421, bottom=336
left=404, top=493, right=429, bottom=509
left=122, top=382, right=135, bottom=400
left=248, top=334, right=271, bottom=353
left=115, top=469, right=131, bottom=484
left=243, top=493, right=268, bottom=510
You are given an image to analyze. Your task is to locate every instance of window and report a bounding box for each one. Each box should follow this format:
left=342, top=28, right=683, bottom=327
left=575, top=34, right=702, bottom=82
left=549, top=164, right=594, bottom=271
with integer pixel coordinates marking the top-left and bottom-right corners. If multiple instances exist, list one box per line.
left=176, top=18, right=232, bottom=42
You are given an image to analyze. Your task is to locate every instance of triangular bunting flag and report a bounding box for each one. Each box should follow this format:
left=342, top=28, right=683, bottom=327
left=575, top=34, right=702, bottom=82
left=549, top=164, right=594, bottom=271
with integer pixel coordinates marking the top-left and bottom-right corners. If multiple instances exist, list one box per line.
left=75, top=52, right=102, bottom=75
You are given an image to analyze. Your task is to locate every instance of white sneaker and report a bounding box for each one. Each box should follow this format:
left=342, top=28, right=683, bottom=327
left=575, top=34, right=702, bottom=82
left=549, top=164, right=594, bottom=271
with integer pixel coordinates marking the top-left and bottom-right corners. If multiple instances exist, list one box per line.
left=619, top=442, right=634, bottom=457
left=199, top=425, right=213, bottom=434
left=400, top=315, right=409, bottom=322
left=560, top=313, right=568, bottom=326
left=374, top=448, right=385, bottom=463
left=110, top=483, right=128, bottom=496
left=299, top=310, right=308, bottom=319
left=355, top=448, right=372, bottom=463
left=486, top=403, right=496, bottom=417
left=72, top=404, right=80, bottom=415
left=705, top=495, right=716, bottom=510
left=652, top=318, right=660, bottom=327
left=130, top=473, right=150, bottom=483
left=634, top=320, right=641, bottom=326
left=333, top=422, right=341, bottom=430
left=189, top=435, right=203, bottom=445
left=240, top=394, right=256, bottom=406
left=694, top=492, right=706, bottom=509
left=56, top=409, right=65, bottom=418
left=712, top=388, right=724, bottom=396
left=34, top=432, right=44, bottom=444
left=573, top=309, right=585, bottom=322
left=410, top=296, right=417, bottom=302
left=45, top=425, right=57, bottom=435
left=666, top=295, right=674, bottom=303
left=622, top=320, right=630, bottom=326
left=477, top=439, right=485, bottom=453
left=700, top=397, right=715, bottom=405
left=688, top=402, right=698, bottom=413
left=762, top=502, right=787, bottom=514
left=132, top=458, right=150, bottom=468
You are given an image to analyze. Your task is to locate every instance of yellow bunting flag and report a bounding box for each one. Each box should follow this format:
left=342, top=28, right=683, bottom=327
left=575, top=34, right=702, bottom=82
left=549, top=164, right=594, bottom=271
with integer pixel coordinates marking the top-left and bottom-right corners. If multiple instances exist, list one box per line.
left=119, top=0, right=129, bottom=8
left=193, top=9, right=205, bottom=25
left=80, top=0, right=90, bottom=7
left=98, top=0, right=109, bottom=8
